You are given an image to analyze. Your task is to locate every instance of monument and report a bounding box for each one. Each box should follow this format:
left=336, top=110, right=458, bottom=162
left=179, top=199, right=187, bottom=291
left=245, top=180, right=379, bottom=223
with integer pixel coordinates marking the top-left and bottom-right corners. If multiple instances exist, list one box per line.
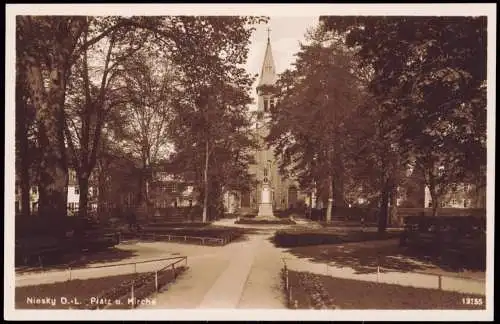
left=256, top=171, right=275, bottom=219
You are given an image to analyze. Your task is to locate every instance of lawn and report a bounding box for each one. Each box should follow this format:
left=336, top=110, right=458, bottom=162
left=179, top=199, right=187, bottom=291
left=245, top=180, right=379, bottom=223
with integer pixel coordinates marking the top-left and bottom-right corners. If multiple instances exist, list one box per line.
left=16, top=266, right=185, bottom=309
left=285, top=239, right=486, bottom=275
left=286, top=270, right=485, bottom=309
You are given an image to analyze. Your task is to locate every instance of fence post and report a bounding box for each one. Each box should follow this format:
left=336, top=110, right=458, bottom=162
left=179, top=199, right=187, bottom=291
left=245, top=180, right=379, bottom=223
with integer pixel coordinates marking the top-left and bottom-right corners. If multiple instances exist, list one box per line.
left=38, top=255, right=43, bottom=269
left=134, top=262, right=137, bottom=274
left=377, top=266, right=380, bottom=283
left=172, top=263, right=176, bottom=278
left=155, top=271, right=158, bottom=292
left=68, top=267, right=72, bottom=281
left=131, top=280, right=135, bottom=309
left=286, top=269, right=289, bottom=290
left=438, top=275, right=442, bottom=290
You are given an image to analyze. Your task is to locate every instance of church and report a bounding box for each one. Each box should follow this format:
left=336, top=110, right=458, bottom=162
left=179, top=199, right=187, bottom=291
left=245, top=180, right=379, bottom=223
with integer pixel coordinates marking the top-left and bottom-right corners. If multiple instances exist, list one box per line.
left=224, top=32, right=307, bottom=215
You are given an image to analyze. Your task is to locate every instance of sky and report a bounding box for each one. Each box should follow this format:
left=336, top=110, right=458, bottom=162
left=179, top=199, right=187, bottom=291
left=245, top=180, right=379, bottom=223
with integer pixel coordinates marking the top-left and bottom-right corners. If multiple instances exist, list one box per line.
left=245, top=16, right=320, bottom=110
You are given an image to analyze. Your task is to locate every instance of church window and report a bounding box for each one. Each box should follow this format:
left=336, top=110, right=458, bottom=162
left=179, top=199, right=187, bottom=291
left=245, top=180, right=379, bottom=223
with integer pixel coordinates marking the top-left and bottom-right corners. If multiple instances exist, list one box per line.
left=270, top=98, right=275, bottom=110
left=264, top=168, right=268, bottom=177
left=264, top=98, right=269, bottom=112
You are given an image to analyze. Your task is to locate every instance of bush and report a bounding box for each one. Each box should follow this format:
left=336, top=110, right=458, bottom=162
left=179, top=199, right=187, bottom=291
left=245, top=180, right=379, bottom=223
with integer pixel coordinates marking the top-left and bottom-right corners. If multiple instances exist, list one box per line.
left=273, top=230, right=400, bottom=247
left=401, top=215, right=486, bottom=269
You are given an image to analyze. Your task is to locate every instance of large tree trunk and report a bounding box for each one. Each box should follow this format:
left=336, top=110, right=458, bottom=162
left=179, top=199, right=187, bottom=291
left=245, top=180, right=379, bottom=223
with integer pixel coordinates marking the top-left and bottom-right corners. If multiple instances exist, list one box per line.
left=16, top=101, right=32, bottom=217
left=326, top=175, right=333, bottom=223
left=96, top=162, right=107, bottom=215
left=36, top=121, right=68, bottom=218
left=427, top=169, right=439, bottom=216
left=378, top=180, right=390, bottom=233
left=24, top=60, right=69, bottom=218
left=389, top=180, right=398, bottom=227
left=78, top=176, right=89, bottom=219
left=430, top=187, right=439, bottom=217
left=202, top=140, right=210, bottom=223
left=19, top=19, right=82, bottom=218
left=333, top=156, right=346, bottom=210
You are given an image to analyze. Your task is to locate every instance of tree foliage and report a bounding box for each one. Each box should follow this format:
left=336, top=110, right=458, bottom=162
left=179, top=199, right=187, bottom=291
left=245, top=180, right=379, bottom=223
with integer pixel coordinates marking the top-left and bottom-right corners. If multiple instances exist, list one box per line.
left=320, top=16, right=487, bottom=216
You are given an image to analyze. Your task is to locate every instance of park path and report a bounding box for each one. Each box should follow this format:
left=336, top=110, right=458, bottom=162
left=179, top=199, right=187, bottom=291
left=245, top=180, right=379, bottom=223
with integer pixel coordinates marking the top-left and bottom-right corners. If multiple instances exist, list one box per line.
left=139, top=227, right=287, bottom=309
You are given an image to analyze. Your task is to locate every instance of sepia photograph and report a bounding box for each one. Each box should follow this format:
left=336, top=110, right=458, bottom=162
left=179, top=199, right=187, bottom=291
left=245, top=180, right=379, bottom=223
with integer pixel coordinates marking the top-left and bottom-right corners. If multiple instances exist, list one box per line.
left=4, top=3, right=495, bottom=321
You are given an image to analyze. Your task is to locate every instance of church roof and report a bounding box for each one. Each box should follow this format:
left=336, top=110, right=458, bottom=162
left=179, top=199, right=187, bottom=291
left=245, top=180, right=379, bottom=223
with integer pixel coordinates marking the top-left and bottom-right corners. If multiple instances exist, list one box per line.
left=258, top=36, right=277, bottom=87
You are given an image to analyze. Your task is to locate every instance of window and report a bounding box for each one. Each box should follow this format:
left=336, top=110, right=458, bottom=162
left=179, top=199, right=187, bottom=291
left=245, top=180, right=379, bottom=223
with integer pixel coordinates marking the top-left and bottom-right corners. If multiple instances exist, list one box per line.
left=451, top=199, right=457, bottom=206
left=75, top=187, right=79, bottom=195
left=32, top=186, right=38, bottom=195
left=264, top=168, right=268, bottom=177
left=166, top=182, right=176, bottom=192
left=69, top=170, right=77, bottom=183
left=264, top=99, right=269, bottom=112
left=270, top=98, right=275, bottom=111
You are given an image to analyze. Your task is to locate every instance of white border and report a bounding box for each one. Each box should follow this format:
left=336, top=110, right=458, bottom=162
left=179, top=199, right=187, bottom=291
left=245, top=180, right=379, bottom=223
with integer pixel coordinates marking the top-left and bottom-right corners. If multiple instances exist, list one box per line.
left=4, top=3, right=496, bottom=322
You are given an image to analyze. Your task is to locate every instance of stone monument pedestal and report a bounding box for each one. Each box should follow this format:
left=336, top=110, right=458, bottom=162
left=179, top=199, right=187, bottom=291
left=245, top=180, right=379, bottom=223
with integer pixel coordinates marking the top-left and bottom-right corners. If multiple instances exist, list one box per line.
left=256, top=183, right=278, bottom=219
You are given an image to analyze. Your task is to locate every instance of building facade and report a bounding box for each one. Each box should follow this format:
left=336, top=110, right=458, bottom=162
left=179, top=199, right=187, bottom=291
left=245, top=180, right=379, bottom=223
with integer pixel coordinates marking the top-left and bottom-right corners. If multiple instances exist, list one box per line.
left=149, top=171, right=197, bottom=209
left=234, top=34, right=307, bottom=213
left=14, top=169, right=98, bottom=216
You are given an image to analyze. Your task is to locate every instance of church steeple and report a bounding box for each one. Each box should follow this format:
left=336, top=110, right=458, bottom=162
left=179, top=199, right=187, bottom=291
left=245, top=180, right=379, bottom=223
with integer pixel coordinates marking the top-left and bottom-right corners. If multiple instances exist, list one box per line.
left=258, top=28, right=277, bottom=87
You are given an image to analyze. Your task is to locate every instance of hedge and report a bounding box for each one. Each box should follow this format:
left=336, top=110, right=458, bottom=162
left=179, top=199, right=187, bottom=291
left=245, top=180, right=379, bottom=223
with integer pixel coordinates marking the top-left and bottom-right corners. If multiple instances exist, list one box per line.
left=273, top=230, right=400, bottom=248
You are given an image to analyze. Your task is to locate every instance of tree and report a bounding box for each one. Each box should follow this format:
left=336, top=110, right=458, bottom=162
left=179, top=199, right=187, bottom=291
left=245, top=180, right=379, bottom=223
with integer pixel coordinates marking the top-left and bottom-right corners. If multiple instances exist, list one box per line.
left=320, top=16, right=487, bottom=217
left=64, top=17, right=155, bottom=218
left=15, top=64, right=38, bottom=217
left=16, top=16, right=157, bottom=217
left=110, top=50, right=177, bottom=207
left=267, top=26, right=366, bottom=222
left=16, top=16, right=88, bottom=217
left=167, top=16, right=265, bottom=222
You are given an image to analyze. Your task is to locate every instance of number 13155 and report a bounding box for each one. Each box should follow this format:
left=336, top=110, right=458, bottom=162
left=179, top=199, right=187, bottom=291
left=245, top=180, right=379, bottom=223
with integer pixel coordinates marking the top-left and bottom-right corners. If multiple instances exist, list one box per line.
left=462, top=297, right=483, bottom=306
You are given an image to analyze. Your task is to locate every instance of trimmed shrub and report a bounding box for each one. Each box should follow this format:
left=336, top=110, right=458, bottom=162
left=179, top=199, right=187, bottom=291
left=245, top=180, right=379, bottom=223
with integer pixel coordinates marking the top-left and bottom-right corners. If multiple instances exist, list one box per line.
left=273, top=230, right=400, bottom=247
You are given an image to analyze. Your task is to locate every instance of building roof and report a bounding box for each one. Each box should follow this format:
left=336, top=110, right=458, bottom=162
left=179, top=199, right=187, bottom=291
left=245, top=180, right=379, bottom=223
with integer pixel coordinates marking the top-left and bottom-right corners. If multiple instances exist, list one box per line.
left=258, top=36, right=277, bottom=87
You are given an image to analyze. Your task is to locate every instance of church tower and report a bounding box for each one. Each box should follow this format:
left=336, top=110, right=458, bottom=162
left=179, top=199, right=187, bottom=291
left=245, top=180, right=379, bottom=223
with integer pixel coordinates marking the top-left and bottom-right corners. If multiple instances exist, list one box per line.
left=237, top=29, right=301, bottom=215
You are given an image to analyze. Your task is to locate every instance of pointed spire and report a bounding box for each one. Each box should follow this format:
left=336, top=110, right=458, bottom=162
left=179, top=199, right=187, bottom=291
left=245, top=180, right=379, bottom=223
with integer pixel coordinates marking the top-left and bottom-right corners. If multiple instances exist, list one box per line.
left=258, top=27, right=277, bottom=87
